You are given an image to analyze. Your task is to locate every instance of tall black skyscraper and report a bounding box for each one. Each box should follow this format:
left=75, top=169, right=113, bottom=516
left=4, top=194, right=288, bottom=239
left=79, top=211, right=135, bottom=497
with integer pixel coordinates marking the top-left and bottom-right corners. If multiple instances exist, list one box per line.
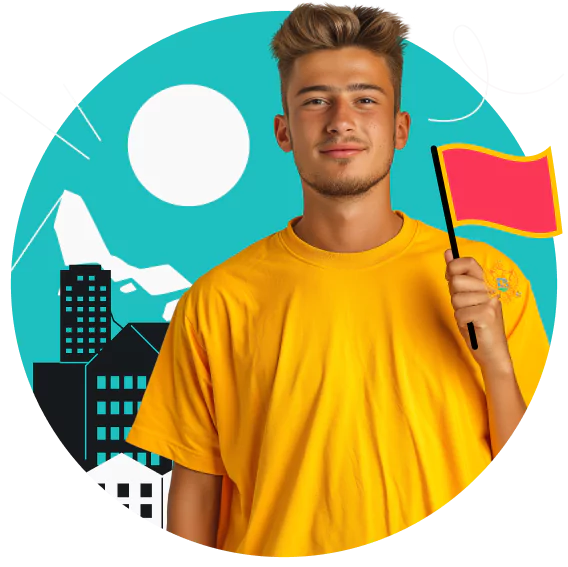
left=60, top=264, right=111, bottom=362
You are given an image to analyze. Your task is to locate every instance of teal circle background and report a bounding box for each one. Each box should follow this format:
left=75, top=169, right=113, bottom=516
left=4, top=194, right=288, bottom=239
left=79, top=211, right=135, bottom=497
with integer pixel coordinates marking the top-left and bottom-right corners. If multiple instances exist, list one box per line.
left=11, top=11, right=556, bottom=388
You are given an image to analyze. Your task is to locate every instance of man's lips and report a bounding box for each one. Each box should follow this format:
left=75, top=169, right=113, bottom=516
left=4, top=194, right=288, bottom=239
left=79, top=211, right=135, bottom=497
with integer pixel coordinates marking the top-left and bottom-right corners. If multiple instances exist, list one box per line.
left=320, top=148, right=365, bottom=158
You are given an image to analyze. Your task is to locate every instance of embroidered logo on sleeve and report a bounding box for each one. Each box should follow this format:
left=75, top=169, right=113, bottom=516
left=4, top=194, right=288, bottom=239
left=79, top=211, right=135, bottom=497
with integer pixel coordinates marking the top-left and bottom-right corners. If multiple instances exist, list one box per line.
left=483, top=258, right=522, bottom=303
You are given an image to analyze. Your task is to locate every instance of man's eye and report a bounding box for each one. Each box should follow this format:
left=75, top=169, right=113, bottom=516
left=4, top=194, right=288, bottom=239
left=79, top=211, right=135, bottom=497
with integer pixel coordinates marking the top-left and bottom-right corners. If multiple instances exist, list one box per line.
left=305, top=99, right=326, bottom=105
left=359, top=98, right=376, bottom=104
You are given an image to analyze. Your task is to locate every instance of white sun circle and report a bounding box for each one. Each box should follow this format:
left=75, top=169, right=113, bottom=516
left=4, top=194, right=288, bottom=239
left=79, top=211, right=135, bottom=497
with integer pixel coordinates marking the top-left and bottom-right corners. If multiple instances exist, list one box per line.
left=128, top=84, right=250, bottom=206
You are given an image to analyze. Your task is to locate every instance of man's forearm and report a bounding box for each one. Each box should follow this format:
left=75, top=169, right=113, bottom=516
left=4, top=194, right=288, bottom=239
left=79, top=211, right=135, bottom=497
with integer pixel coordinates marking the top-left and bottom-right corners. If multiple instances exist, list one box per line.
left=481, top=359, right=527, bottom=458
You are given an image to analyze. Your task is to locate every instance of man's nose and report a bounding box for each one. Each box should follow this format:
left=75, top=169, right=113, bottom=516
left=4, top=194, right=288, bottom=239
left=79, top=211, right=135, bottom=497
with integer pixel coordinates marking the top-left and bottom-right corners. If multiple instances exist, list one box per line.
left=326, top=98, right=356, bottom=134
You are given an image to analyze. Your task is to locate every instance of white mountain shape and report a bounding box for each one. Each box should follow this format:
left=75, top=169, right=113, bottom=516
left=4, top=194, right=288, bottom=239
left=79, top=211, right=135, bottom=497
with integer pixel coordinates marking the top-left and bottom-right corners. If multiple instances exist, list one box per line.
left=54, top=189, right=190, bottom=320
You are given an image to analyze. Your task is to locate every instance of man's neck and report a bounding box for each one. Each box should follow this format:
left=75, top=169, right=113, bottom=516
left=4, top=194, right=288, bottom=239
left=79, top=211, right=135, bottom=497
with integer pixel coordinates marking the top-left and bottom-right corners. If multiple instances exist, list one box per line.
left=293, top=206, right=404, bottom=254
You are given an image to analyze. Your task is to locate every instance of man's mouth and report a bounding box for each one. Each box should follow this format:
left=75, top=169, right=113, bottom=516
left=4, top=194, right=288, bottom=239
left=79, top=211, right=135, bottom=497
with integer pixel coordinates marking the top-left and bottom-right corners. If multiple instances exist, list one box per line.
left=320, top=149, right=364, bottom=158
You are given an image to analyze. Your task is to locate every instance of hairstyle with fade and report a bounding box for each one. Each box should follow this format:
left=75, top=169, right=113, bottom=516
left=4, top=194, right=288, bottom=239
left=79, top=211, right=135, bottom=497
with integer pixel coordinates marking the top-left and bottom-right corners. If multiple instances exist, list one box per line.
left=269, top=3, right=410, bottom=117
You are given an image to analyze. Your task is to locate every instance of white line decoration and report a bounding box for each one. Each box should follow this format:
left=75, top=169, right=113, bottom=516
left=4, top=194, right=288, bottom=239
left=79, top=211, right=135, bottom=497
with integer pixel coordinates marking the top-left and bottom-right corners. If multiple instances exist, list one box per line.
left=428, top=24, right=568, bottom=122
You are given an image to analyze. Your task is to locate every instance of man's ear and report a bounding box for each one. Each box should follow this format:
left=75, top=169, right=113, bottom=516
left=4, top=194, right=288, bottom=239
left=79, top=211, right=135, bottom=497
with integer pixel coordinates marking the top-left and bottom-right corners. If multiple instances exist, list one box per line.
left=274, top=114, right=293, bottom=153
left=394, top=111, right=411, bottom=150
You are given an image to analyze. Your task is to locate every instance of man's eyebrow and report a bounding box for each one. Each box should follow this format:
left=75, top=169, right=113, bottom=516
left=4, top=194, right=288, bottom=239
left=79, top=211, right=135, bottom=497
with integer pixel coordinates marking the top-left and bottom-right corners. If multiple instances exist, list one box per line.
left=295, top=83, right=387, bottom=97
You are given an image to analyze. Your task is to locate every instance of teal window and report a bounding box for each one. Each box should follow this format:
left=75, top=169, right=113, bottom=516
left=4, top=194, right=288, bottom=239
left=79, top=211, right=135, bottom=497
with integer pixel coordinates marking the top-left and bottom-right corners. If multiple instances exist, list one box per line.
left=89, top=317, right=95, bottom=322
left=66, top=338, right=72, bottom=343
left=89, top=296, right=95, bottom=302
left=89, top=338, right=95, bottom=343
left=110, top=375, right=120, bottom=389
left=100, top=327, right=106, bottom=333
left=137, top=453, right=147, bottom=465
left=66, top=307, right=72, bottom=312
left=101, top=338, right=107, bottom=343
left=124, top=376, right=133, bottom=389
left=77, top=338, right=84, bottom=343
left=97, top=427, right=106, bottom=440
left=124, top=426, right=131, bottom=439
left=77, top=296, right=83, bottom=302
left=77, top=317, right=83, bottom=322
left=125, top=452, right=133, bottom=459
left=110, top=401, right=120, bottom=414
left=110, top=452, right=119, bottom=459
left=137, top=376, right=147, bottom=389
left=65, top=286, right=72, bottom=291
left=77, top=275, right=83, bottom=281
left=89, top=327, right=95, bottom=333
left=66, top=296, right=72, bottom=302
left=97, top=452, right=106, bottom=465
left=77, top=307, right=83, bottom=312
left=100, top=286, right=107, bottom=291
left=65, top=327, right=72, bottom=333
left=97, top=376, right=106, bottom=389
left=137, top=401, right=142, bottom=411
left=100, top=296, right=107, bottom=302
left=110, top=427, right=120, bottom=440
left=97, top=401, right=106, bottom=414
left=89, top=286, right=95, bottom=291
left=89, top=348, right=95, bottom=353
left=77, top=348, right=83, bottom=353
left=77, top=328, right=83, bottom=333
left=65, top=348, right=72, bottom=353
left=89, top=275, right=95, bottom=281
left=124, top=401, right=133, bottom=414
left=100, top=317, right=107, bottom=322
left=89, top=307, right=95, bottom=312
left=150, top=453, right=160, bottom=466
left=101, top=307, right=107, bottom=312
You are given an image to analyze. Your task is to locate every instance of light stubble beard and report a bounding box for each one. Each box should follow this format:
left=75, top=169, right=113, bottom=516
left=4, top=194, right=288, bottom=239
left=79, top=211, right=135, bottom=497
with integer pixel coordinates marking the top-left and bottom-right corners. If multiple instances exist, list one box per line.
left=293, top=135, right=396, bottom=199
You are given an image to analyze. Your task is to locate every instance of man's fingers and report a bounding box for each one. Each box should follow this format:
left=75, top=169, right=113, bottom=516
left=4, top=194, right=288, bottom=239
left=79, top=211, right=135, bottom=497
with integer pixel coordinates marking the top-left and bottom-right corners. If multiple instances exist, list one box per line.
left=445, top=256, right=485, bottom=281
left=448, top=274, right=494, bottom=295
left=450, top=291, right=497, bottom=310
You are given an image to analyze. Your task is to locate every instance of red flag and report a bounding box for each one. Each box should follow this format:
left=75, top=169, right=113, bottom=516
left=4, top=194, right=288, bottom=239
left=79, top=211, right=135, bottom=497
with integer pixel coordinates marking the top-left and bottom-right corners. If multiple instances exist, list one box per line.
left=436, top=143, right=561, bottom=237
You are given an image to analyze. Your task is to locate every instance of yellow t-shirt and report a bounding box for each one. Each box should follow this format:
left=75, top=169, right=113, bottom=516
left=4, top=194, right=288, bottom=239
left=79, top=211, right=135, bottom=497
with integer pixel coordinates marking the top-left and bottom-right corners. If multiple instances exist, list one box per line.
left=126, top=209, right=549, bottom=557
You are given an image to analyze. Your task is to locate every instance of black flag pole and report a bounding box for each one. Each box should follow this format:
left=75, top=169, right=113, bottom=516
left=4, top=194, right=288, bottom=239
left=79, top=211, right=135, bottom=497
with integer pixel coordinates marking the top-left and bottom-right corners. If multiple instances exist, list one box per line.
left=431, top=145, right=479, bottom=350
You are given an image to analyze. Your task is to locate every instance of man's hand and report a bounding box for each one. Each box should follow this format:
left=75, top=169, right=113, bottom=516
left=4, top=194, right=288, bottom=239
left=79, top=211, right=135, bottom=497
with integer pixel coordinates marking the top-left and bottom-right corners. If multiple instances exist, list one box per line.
left=444, top=249, right=512, bottom=372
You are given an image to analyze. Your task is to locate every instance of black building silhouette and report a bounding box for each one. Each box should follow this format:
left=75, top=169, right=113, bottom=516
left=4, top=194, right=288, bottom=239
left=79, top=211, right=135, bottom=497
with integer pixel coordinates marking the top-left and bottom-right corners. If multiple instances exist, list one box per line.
left=33, top=362, right=85, bottom=466
left=86, top=322, right=171, bottom=474
left=60, top=264, right=111, bottom=363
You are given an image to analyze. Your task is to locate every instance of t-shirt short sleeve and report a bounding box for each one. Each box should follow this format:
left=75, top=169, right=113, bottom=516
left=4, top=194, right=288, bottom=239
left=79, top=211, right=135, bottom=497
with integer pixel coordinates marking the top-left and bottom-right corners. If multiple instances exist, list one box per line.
left=126, top=290, right=226, bottom=476
left=482, top=249, right=550, bottom=407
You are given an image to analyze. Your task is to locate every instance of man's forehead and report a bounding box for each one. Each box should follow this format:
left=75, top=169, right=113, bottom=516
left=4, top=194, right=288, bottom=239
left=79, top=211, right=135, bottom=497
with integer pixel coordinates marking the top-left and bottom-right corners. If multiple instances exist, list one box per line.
left=289, top=48, right=392, bottom=91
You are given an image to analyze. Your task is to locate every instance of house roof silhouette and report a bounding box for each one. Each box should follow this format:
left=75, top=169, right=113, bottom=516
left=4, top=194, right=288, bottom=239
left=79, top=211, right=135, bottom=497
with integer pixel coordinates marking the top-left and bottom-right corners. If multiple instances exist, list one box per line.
left=88, top=322, right=168, bottom=372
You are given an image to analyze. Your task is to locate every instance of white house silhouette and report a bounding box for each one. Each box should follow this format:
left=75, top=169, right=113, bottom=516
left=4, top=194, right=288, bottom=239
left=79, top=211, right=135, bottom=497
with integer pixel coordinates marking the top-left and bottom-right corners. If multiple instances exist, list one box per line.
left=81, top=453, right=172, bottom=531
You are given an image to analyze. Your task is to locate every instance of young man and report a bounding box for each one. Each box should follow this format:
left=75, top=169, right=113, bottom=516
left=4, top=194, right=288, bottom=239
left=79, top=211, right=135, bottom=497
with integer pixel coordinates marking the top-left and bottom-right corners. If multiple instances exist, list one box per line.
left=126, top=3, right=549, bottom=557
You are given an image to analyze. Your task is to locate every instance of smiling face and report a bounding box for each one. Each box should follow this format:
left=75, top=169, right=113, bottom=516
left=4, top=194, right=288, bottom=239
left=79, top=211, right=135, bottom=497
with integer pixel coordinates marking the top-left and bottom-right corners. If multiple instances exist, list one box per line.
left=275, top=46, right=410, bottom=198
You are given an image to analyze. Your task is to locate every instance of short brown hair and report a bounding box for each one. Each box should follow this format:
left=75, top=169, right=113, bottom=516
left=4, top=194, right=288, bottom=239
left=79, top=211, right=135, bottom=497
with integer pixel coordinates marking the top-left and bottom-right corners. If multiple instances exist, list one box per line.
left=269, top=3, right=410, bottom=116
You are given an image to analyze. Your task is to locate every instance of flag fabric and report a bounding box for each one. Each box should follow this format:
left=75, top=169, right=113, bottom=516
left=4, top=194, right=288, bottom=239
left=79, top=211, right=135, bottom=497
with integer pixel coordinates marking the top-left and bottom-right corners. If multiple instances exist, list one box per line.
left=436, top=143, right=561, bottom=237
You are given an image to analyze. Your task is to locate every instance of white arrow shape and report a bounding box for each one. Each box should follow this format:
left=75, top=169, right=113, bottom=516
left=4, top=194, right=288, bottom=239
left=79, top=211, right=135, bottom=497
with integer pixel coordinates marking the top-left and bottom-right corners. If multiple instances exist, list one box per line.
left=55, top=80, right=102, bottom=142
left=0, top=88, right=91, bottom=159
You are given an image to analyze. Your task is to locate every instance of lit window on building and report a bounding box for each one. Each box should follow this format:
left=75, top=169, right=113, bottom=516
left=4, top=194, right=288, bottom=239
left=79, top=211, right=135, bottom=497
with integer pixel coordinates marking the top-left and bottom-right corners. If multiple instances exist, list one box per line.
left=97, top=401, right=106, bottom=415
